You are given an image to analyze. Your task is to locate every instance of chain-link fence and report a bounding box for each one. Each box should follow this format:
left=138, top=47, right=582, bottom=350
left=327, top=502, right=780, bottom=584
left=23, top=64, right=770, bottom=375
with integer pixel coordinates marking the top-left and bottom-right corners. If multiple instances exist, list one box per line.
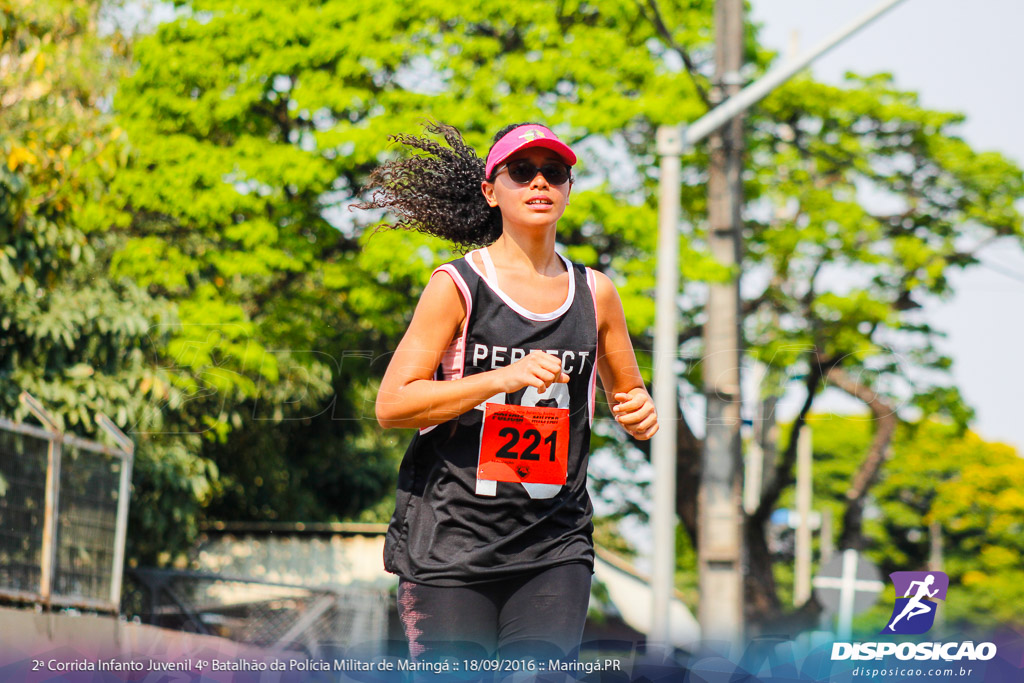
left=0, top=395, right=133, bottom=612
left=124, top=568, right=389, bottom=657
left=0, top=425, right=48, bottom=599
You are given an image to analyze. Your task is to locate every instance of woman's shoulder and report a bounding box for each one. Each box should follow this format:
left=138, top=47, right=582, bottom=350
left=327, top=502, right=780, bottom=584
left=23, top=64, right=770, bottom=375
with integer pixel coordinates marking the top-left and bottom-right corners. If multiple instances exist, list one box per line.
left=588, top=268, right=623, bottom=312
left=418, top=262, right=468, bottom=320
left=431, top=252, right=476, bottom=281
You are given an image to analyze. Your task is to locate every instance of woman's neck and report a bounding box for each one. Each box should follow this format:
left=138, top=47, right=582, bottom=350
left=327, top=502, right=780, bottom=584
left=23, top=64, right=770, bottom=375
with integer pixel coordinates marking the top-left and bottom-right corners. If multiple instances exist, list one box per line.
left=489, top=225, right=562, bottom=276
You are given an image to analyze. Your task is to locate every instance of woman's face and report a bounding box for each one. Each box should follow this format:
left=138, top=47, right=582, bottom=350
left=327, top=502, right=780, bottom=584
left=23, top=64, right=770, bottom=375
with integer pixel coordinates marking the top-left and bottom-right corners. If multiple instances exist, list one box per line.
left=481, top=147, right=572, bottom=230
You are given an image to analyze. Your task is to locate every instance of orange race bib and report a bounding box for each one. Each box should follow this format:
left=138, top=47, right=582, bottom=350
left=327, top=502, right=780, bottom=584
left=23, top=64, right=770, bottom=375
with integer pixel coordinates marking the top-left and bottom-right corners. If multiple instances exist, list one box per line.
left=477, top=403, right=569, bottom=486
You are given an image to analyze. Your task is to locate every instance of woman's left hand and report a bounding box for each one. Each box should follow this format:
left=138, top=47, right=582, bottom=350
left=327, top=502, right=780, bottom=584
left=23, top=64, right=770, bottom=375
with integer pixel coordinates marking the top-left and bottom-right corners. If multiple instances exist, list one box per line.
left=612, top=388, right=659, bottom=440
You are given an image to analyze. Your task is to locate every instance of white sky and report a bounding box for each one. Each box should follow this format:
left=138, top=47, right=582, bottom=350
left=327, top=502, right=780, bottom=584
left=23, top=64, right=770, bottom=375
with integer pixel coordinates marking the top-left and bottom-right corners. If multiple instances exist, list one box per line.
left=751, top=0, right=1024, bottom=451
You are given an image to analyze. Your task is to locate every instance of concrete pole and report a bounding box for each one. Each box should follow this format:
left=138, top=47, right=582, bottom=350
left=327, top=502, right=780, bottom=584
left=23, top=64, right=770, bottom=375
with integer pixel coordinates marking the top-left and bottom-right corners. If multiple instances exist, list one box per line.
left=698, top=0, right=745, bottom=648
left=758, top=357, right=779, bottom=506
left=821, top=506, right=834, bottom=564
left=928, top=520, right=943, bottom=572
left=794, top=427, right=813, bottom=606
left=929, top=520, right=944, bottom=632
left=743, top=362, right=765, bottom=515
left=649, top=124, right=684, bottom=646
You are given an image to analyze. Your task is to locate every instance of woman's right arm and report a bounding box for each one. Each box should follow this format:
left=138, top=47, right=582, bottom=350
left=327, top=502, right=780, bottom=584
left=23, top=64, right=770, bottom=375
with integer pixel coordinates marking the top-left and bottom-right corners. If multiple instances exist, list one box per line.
left=375, top=271, right=568, bottom=430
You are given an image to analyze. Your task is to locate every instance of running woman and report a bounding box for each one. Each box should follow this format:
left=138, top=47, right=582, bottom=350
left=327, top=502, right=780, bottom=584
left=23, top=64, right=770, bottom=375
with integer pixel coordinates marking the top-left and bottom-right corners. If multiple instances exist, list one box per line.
left=361, top=122, right=657, bottom=664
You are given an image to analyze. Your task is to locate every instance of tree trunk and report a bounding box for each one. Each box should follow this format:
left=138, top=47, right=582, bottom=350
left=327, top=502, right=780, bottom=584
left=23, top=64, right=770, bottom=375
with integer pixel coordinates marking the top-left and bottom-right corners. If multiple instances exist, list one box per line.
left=825, top=366, right=898, bottom=550
left=674, top=398, right=702, bottom=541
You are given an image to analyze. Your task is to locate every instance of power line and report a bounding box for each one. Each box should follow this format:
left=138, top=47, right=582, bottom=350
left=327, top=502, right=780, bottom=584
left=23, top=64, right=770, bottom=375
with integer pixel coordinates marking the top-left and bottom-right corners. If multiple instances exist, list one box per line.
left=978, top=258, right=1024, bottom=285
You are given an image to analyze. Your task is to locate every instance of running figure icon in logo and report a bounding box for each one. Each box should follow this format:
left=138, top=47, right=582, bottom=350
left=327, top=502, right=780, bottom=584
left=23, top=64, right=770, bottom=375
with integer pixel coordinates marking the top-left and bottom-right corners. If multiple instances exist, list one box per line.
left=882, top=571, right=949, bottom=635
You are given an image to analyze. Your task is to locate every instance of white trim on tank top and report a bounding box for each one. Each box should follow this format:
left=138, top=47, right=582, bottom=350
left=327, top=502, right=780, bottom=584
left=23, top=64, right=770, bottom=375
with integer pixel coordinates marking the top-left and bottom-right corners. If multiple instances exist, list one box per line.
left=467, top=247, right=576, bottom=322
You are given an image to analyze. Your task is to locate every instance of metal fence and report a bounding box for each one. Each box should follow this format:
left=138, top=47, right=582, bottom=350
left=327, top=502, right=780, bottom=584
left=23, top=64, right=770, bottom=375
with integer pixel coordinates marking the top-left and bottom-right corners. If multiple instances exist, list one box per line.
left=0, top=394, right=133, bottom=612
left=124, top=568, right=389, bottom=658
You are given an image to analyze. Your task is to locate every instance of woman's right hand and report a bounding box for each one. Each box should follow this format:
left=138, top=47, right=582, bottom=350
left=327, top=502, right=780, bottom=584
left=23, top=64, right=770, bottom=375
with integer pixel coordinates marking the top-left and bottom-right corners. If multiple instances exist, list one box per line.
left=497, top=350, right=569, bottom=393
left=377, top=273, right=569, bottom=429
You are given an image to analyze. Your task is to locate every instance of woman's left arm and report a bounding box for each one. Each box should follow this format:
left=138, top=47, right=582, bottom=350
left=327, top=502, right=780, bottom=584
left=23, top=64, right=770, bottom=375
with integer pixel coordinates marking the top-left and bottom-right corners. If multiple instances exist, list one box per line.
left=594, top=270, right=659, bottom=440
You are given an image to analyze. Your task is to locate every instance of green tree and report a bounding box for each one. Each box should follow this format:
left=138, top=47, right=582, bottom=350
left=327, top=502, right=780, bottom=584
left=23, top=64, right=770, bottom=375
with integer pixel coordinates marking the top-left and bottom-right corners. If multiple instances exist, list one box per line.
left=111, top=0, right=1024, bottom=627
left=784, top=416, right=1024, bottom=632
left=0, top=0, right=231, bottom=564
left=109, top=0, right=715, bottom=542
left=738, top=71, right=1023, bottom=622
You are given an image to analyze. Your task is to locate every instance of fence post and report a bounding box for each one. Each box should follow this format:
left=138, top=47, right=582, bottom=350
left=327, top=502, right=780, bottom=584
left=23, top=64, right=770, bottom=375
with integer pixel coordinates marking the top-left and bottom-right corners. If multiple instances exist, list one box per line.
left=43, top=438, right=63, bottom=604
left=21, top=393, right=62, bottom=605
left=98, top=413, right=135, bottom=609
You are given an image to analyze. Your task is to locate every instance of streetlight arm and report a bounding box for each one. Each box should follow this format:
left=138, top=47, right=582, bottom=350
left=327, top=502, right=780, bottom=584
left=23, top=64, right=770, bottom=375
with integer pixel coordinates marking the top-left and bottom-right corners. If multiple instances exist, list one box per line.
left=685, top=0, right=909, bottom=147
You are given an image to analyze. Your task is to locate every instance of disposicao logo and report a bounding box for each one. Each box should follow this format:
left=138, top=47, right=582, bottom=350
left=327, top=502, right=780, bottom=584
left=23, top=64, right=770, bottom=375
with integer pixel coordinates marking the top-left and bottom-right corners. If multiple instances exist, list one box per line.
left=831, top=569, right=997, bottom=663
left=882, top=571, right=949, bottom=635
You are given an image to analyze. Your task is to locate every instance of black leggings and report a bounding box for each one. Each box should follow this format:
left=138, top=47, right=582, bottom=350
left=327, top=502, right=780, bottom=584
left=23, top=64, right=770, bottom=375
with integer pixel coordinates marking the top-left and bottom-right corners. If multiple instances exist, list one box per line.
left=397, top=563, right=592, bottom=663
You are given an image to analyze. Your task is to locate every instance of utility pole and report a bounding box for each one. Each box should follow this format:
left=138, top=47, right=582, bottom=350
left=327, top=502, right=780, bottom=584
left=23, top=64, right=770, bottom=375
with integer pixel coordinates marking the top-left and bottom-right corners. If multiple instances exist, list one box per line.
left=929, top=520, right=944, bottom=632
left=794, top=426, right=813, bottom=605
left=743, top=363, right=765, bottom=515
left=928, top=520, right=944, bottom=572
left=699, top=0, right=745, bottom=647
left=821, top=507, right=834, bottom=564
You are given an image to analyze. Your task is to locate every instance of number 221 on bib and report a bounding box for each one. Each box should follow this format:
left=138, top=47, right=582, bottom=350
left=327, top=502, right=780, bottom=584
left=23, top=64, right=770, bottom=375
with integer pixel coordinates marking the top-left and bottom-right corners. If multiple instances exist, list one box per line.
left=477, top=403, right=569, bottom=486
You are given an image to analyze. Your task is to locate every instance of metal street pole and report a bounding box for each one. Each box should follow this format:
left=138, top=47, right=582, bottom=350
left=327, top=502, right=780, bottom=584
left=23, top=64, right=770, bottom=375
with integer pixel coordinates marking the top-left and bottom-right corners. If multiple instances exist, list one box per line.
left=648, top=0, right=909, bottom=649
left=649, top=124, right=684, bottom=645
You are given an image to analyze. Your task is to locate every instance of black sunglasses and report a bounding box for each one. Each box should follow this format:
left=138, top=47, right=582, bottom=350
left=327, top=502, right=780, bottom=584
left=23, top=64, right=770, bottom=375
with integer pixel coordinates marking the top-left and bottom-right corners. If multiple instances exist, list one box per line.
left=494, top=159, right=573, bottom=185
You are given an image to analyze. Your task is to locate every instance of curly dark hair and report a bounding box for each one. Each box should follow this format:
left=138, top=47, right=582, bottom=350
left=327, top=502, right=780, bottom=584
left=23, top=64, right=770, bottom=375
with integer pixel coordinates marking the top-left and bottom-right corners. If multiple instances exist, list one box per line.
left=355, top=121, right=545, bottom=249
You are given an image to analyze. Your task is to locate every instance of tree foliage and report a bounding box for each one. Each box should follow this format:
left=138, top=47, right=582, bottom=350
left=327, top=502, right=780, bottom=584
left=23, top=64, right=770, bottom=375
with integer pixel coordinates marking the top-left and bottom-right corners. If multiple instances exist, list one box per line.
left=0, top=0, right=228, bottom=564
left=783, top=416, right=1024, bottom=632
left=735, top=66, right=1023, bottom=623
left=108, top=0, right=722, bottom=558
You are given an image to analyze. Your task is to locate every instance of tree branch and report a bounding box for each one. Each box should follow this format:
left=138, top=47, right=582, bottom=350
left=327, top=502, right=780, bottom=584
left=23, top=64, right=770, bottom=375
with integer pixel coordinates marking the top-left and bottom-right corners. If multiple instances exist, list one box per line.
left=638, top=0, right=711, bottom=108
left=802, top=254, right=827, bottom=309
left=673, top=396, right=702, bottom=541
left=826, top=366, right=899, bottom=550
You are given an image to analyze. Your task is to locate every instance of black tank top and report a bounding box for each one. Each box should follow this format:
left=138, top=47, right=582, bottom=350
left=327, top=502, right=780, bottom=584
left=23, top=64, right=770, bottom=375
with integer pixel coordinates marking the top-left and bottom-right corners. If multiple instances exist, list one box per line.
left=384, top=249, right=599, bottom=586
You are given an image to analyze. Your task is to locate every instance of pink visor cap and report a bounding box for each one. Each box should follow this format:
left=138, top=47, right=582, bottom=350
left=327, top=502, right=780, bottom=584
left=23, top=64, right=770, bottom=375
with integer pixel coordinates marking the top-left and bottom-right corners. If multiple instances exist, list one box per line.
left=484, top=124, right=577, bottom=179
